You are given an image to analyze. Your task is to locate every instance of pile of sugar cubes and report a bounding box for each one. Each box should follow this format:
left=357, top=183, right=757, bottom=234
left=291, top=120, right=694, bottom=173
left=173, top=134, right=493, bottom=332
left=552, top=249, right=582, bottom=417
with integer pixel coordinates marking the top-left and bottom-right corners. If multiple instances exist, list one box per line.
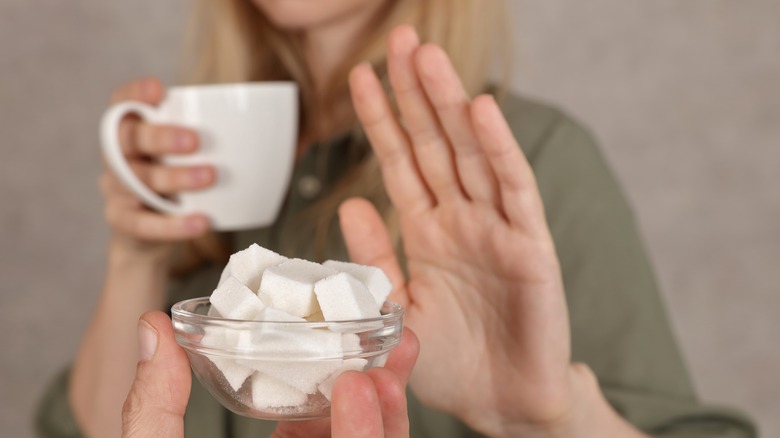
left=202, top=243, right=393, bottom=411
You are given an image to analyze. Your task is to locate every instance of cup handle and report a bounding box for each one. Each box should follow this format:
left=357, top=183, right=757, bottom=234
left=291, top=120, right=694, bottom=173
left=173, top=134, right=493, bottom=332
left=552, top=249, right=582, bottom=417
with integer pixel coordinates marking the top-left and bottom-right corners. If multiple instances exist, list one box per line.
left=100, top=101, right=183, bottom=214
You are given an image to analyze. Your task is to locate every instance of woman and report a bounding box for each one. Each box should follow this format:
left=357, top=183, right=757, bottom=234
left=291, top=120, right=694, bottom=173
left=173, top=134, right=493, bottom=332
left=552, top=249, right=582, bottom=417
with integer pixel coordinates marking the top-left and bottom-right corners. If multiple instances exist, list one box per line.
left=37, top=0, right=754, bottom=437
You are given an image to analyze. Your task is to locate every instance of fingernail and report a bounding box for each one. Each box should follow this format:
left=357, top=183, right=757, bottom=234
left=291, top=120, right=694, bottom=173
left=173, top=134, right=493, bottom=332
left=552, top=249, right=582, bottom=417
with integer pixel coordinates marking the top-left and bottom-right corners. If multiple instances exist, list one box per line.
left=173, top=131, right=195, bottom=152
left=137, top=320, right=158, bottom=362
left=139, top=79, right=156, bottom=100
left=185, top=216, right=208, bottom=233
left=190, top=167, right=212, bottom=185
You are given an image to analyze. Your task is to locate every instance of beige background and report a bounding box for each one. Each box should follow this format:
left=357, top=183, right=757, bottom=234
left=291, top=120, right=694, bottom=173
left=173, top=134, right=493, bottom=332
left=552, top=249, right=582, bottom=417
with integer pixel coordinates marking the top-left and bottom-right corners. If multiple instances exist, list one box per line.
left=1, top=1, right=778, bottom=437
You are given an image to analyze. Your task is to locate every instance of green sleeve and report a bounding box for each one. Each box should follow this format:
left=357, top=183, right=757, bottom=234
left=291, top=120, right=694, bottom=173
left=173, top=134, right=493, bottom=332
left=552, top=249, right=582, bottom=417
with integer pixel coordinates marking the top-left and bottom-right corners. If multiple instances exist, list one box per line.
left=501, top=95, right=755, bottom=437
left=34, top=368, right=83, bottom=438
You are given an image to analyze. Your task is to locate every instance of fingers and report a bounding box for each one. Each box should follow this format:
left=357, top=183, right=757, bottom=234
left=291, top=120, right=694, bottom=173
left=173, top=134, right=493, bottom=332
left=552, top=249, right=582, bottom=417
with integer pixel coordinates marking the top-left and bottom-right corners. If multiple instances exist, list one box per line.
left=100, top=166, right=212, bottom=241
left=101, top=77, right=212, bottom=243
left=104, top=198, right=210, bottom=241
left=470, top=95, right=547, bottom=232
left=111, top=77, right=165, bottom=105
left=122, top=311, right=191, bottom=438
left=112, top=77, right=166, bottom=158
left=124, top=123, right=199, bottom=157
left=111, top=77, right=200, bottom=158
left=382, top=328, right=420, bottom=388
left=364, top=368, right=410, bottom=438
left=330, top=372, right=384, bottom=437
left=362, top=24, right=542, bottom=232
left=126, top=162, right=215, bottom=195
left=330, top=329, right=417, bottom=438
left=387, top=25, right=464, bottom=202
left=349, top=64, right=433, bottom=216
left=414, top=43, right=499, bottom=207
left=273, top=333, right=418, bottom=438
left=338, top=198, right=409, bottom=308
left=352, top=25, right=506, bottom=220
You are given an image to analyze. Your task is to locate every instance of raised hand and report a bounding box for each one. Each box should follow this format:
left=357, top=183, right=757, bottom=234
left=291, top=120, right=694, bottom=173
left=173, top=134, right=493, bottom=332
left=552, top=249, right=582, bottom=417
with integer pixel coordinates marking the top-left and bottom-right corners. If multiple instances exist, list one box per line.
left=343, top=25, right=578, bottom=436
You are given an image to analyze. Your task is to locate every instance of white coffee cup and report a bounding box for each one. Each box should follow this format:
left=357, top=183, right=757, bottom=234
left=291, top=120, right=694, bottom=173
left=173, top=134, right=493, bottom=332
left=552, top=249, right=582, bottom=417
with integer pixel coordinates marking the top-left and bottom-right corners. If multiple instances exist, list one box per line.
left=100, top=82, right=298, bottom=231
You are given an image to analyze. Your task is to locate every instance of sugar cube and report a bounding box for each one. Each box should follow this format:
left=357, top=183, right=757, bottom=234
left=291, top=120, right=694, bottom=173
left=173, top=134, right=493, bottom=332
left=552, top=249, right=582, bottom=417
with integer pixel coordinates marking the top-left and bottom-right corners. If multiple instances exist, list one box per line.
left=257, top=291, right=274, bottom=307
left=306, top=310, right=326, bottom=322
left=314, top=272, right=381, bottom=321
left=251, top=372, right=307, bottom=409
left=341, top=333, right=362, bottom=354
left=238, top=326, right=344, bottom=393
left=200, top=326, right=227, bottom=348
left=323, top=260, right=393, bottom=307
left=219, top=243, right=288, bottom=292
left=260, top=258, right=337, bottom=317
left=201, top=328, right=253, bottom=392
left=204, top=244, right=401, bottom=413
left=238, top=307, right=305, bottom=352
left=317, top=358, right=369, bottom=401
left=255, top=306, right=307, bottom=323
left=207, top=306, right=222, bottom=317
left=209, top=355, right=254, bottom=392
left=210, top=276, right=266, bottom=320
left=245, top=324, right=343, bottom=359
left=252, top=359, right=343, bottom=394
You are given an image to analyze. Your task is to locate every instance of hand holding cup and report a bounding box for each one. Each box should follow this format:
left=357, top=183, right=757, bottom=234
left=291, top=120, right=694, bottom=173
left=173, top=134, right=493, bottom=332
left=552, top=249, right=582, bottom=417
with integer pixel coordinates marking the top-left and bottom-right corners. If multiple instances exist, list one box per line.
left=99, top=77, right=214, bottom=249
left=100, top=78, right=298, bottom=249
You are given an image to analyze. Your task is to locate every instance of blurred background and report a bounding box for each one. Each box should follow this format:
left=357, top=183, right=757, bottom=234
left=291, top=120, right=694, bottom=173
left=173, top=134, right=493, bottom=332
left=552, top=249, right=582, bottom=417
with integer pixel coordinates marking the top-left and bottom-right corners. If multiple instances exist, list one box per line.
left=1, top=0, right=777, bottom=437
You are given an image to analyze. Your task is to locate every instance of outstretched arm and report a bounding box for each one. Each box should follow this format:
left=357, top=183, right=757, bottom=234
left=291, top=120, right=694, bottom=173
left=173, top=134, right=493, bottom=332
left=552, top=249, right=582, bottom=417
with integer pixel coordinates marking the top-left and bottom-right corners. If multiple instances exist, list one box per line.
left=343, top=24, right=649, bottom=438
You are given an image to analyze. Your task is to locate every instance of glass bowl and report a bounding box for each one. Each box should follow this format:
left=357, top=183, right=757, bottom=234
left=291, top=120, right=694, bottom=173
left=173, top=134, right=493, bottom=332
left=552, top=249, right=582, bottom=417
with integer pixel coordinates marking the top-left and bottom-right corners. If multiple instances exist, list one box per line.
left=171, top=297, right=404, bottom=420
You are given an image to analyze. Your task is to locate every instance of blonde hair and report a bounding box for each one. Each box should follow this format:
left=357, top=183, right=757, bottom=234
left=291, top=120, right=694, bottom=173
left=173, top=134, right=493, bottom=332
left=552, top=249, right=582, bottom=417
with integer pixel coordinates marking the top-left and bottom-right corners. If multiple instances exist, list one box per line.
left=180, top=0, right=511, bottom=262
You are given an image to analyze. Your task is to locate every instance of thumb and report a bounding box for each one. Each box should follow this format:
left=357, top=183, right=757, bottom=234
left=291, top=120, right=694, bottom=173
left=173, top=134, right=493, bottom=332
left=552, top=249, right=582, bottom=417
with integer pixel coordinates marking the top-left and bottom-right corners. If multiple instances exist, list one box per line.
left=338, top=197, right=409, bottom=308
left=122, top=311, right=191, bottom=438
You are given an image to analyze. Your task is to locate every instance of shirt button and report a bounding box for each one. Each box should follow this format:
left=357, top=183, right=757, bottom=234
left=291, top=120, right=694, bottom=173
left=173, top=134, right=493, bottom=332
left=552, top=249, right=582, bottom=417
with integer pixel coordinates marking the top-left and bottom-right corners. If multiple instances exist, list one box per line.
left=298, top=175, right=322, bottom=199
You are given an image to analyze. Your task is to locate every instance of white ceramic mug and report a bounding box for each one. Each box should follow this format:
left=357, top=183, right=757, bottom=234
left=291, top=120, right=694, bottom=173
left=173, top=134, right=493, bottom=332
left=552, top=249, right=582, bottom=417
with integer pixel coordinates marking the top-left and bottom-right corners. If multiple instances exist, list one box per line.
left=100, top=82, right=298, bottom=231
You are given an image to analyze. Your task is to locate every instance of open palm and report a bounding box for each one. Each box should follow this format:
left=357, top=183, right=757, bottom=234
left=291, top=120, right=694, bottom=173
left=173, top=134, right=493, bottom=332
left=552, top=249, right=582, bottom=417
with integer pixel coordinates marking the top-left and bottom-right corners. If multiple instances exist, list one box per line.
left=342, top=26, right=575, bottom=436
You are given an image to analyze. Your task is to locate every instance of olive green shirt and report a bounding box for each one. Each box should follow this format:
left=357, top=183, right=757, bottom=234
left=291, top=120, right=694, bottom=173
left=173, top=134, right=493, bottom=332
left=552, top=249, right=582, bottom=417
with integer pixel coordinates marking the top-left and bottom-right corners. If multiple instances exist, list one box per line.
left=36, top=95, right=755, bottom=437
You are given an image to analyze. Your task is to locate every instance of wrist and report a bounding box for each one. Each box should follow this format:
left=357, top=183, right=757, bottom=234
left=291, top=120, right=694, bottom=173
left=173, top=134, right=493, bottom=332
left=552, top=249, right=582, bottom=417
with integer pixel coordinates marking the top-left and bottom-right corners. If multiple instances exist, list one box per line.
left=561, top=363, right=649, bottom=437
left=101, top=235, right=172, bottom=309
left=489, top=364, right=648, bottom=438
left=108, top=234, right=174, bottom=269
